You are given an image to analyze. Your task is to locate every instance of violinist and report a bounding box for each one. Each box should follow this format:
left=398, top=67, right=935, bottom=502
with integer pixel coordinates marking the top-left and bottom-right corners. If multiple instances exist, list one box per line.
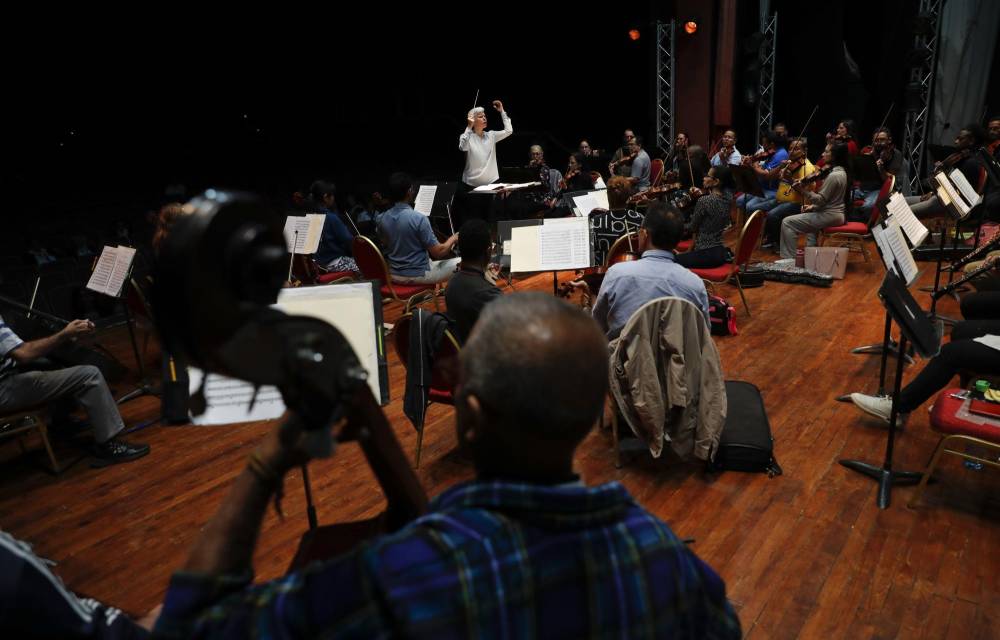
left=507, top=145, right=557, bottom=219
left=543, top=152, right=596, bottom=217
left=579, top=139, right=597, bottom=157
left=779, top=142, right=851, bottom=259
left=710, top=130, right=743, bottom=167
left=853, top=128, right=906, bottom=220
left=662, top=132, right=690, bottom=181
left=761, top=138, right=815, bottom=250
left=737, top=130, right=789, bottom=213
left=904, top=124, right=986, bottom=218
left=987, top=115, right=1000, bottom=160
left=626, top=135, right=652, bottom=192
left=609, top=129, right=637, bottom=177
left=826, top=119, right=859, bottom=156
left=675, top=165, right=737, bottom=269
left=309, top=180, right=360, bottom=275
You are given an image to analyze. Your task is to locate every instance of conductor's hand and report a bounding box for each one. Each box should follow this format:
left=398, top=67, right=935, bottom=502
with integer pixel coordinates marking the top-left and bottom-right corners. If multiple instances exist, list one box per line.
left=467, top=116, right=475, bottom=129
left=492, top=99, right=504, bottom=113
left=61, top=319, right=95, bottom=339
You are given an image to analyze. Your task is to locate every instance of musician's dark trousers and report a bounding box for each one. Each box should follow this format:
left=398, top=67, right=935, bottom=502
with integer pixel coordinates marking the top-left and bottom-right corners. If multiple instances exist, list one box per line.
left=0, top=364, right=124, bottom=442
left=897, top=319, right=1000, bottom=413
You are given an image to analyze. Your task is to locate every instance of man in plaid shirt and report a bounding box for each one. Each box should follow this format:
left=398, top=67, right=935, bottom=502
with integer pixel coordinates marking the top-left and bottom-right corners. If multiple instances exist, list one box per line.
left=155, top=293, right=741, bottom=639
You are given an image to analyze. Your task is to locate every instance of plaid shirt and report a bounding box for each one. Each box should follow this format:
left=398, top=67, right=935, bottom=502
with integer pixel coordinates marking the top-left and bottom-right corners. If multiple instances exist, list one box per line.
left=155, top=479, right=740, bottom=639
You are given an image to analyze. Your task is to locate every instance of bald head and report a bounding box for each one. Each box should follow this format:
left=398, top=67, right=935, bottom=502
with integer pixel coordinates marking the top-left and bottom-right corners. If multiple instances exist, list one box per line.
left=461, top=293, right=608, bottom=446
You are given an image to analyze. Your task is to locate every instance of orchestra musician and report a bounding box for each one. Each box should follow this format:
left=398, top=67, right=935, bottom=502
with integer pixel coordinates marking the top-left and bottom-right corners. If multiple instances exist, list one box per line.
left=987, top=115, right=1000, bottom=160
left=675, top=165, right=736, bottom=269
left=904, top=124, right=987, bottom=218
left=779, top=142, right=850, bottom=259
left=710, top=130, right=743, bottom=167
left=852, top=128, right=907, bottom=220
left=826, top=119, right=859, bottom=156
left=761, top=137, right=816, bottom=250
left=542, top=152, right=596, bottom=217
left=737, top=130, right=789, bottom=213
left=662, top=132, right=690, bottom=180
left=609, top=129, right=637, bottom=177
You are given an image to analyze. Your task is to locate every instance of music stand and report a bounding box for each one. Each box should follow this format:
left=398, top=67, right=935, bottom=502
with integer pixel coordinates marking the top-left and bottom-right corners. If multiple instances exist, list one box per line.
left=414, top=181, right=458, bottom=235
left=116, top=276, right=160, bottom=405
left=839, top=270, right=941, bottom=509
left=495, top=219, right=542, bottom=290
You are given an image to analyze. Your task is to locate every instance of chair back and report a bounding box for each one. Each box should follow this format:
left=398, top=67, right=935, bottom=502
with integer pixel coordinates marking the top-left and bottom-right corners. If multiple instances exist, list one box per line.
left=352, top=236, right=391, bottom=287
left=392, top=313, right=460, bottom=392
left=650, top=158, right=665, bottom=187
left=868, top=174, right=896, bottom=229
left=975, top=166, right=988, bottom=195
left=606, top=231, right=641, bottom=266
left=733, top=210, right=765, bottom=268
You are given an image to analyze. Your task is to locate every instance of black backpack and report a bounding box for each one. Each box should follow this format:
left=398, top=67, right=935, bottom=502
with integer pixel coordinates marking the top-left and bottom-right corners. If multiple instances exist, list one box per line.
left=711, top=381, right=782, bottom=476
left=708, top=295, right=738, bottom=336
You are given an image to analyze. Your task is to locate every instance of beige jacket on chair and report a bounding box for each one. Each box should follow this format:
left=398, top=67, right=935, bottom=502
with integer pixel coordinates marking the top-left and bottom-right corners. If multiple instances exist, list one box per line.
left=608, top=296, right=726, bottom=460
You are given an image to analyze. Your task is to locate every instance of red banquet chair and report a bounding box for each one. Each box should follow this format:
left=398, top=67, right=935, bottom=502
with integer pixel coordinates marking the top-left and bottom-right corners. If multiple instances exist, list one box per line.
left=352, top=236, right=438, bottom=312
left=689, top=210, right=765, bottom=316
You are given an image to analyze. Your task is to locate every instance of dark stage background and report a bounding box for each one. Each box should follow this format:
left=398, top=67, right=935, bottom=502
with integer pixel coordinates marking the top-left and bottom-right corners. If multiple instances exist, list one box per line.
left=6, top=1, right=995, bottom=238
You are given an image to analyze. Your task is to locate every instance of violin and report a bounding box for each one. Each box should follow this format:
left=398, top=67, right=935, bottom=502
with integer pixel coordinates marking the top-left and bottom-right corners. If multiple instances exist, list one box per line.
left=609, top=151, right=638, bottom=170
left=627, top=182, right=682, bottom=205
left=863, top=143, right=894, bottom=167
left=778, top=158, right=805, bottom=182
left=742, top=149, right=775, bottom=165
left=792, top=165, right=833, bottom=188
left=939, top=148, right=971, bottom=169
left=558, top=167, right=580, bottom=191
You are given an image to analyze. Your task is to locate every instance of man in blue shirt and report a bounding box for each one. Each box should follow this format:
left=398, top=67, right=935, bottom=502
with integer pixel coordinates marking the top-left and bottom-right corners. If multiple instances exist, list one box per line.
left=153, top=293, right=740, bottom=639
left=591, top=201, right=710, bottom=339
left=738, top=130, right=789, bottom=213
left=377, top=172, right=459, bottom=284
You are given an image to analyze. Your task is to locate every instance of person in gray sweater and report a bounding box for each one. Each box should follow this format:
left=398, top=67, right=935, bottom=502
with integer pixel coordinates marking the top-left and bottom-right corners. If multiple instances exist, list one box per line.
left=779, top=143, right=851, bottom=259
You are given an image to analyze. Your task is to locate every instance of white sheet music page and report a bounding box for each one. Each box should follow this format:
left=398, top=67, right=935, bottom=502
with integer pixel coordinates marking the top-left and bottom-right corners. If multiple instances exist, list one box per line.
left=86, top=246, right=117, bottom=294
left=105, top=246, right=136, bottom=297
left=594, top=176, right=607, bottom=189
left=538, top=218, right=591, bottom=271
left=188, top=367, right=286, bottom=425
left=414, top=185, right=437, bottom=216
left=948, top=168, right=981, bottom=208
left=303, top=214, right=326, bottom=254
left=509, top=226, right=541, bottom=272
left=884, top=218, right=920, bottom=286
left=934, top=173, right=970, bottom=218
left=571, top=193, right=601, bottom=217
left=283, top=216, right=312, bottom=253
left=886, top=192, right=928, bottom=247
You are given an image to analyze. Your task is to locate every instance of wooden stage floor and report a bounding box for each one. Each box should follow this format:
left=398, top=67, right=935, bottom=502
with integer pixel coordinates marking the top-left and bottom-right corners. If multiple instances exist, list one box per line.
left=1, top=239, right=997, bottom=639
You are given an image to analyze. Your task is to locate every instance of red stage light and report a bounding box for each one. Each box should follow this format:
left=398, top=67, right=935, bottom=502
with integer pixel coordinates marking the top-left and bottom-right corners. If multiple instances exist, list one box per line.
left=684, top=21, right=698, bottom=34
left=628, top=29, right=641, bottom=41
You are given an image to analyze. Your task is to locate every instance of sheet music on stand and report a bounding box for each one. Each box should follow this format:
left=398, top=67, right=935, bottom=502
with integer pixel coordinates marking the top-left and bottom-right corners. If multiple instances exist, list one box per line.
left=509, top=217, right=592, bottom=272
left=86, top=245, right=136, bottom=297
left=872, top=218, right=920, bottom=287
left=570, top=190, right=610, bottom=217
left=933, top=172, right=972, bottom=219
left=885, top=192, right=929, bottom=247
left=948, top=168, right=981, bottom=209
left=413, top=185, right=438, bottom=216
left=471, top=182, right=541, bottom=193
left=283, top=214, right=325, bottom=254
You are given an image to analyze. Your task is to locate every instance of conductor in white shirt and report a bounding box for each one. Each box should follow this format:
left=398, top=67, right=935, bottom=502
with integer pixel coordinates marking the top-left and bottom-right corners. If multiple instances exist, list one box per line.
left=457, top=99, right=513, bottom=223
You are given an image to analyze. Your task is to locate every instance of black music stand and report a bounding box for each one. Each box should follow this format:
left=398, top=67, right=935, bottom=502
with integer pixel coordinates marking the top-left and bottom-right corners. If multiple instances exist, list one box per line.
left=414, top=181, right=458, bottom=235
left=839, top=270, right=942, bottom=509
left=115, top=276, right=160, bottom=405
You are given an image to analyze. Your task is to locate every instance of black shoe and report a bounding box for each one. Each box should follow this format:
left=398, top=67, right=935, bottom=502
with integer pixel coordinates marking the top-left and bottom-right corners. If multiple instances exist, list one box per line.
left=91, top=438, right=150, bottom=467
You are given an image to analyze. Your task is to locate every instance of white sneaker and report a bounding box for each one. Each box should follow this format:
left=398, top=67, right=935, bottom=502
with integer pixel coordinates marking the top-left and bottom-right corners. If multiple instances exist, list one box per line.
left=850, top=393, right=909, bottom=427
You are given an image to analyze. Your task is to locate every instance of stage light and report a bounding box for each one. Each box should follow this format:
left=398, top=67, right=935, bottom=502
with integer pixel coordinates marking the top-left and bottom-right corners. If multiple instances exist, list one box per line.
left=628, top=29, right=640, bottom=41
left=684, top=20, right=698, bottom=35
